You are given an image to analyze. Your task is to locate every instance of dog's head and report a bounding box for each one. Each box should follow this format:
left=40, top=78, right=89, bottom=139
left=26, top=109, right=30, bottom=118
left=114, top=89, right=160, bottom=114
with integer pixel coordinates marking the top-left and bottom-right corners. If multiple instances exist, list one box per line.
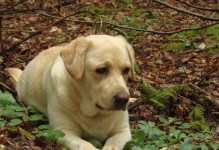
left=61, top=35, right=135, bottom=116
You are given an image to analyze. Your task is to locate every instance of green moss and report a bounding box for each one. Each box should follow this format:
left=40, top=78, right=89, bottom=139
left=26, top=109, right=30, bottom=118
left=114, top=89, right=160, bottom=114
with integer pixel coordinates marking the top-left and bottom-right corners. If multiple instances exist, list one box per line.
left=172, top=84, right=196, bottom=98
left=120, top=0, right=134, bottom=4
left=206, top=48, right=219, bottom=55
left=169, top=42, right=184, bottom=52
left=207, top=24, right=219, bottom=41
left=157, top=88, right=177, bottom=104
left=138, top=82, right=199, bottom=114
left=134, top=64, right=141, bottom=74
left=185, top=25, right=201, bottom=38
left=79, top=5, right=126, bottom=15
left=130, top=9, right=154, bottom=19
left=188, top=105, right=211, bottom=131
left=138, top=80, right=159, bottom=100
left=121, top=16, right=145, bottom=29
left=138, top=81, right=178, bottom=112
left=189, top=121, right=210, bottom=131
left=189, top=105, right=205, bottom=122
left=80, top=6, right=105, bottom=14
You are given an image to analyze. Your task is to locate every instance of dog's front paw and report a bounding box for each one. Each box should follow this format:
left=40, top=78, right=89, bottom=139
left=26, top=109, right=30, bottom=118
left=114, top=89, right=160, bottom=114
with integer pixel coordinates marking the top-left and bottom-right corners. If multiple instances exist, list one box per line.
left=79, top=144, right=99, bottom=150
left=102, top=145, right=119, bottom=150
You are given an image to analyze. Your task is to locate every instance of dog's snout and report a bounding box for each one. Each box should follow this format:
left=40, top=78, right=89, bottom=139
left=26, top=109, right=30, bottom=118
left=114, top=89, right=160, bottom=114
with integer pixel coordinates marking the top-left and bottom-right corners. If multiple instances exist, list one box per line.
left=114, top=92, right=129, bottom=108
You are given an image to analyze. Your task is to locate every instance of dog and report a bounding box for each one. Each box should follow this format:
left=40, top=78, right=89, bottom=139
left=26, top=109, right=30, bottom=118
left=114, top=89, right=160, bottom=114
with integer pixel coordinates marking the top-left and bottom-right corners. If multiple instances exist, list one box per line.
left=8, top=35, right=135, bottom=150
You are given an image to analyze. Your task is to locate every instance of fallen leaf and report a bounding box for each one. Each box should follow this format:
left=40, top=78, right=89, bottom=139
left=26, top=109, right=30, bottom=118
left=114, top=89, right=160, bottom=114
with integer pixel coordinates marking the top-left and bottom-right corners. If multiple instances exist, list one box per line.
left=198, top=43, right=206, bottom=50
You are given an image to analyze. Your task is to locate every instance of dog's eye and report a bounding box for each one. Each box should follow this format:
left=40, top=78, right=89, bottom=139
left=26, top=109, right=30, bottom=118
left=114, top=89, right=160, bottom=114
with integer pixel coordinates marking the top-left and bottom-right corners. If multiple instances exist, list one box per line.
left=122, top=67, right=130, bottom=75
left=95, top=67, right=109, bottom=75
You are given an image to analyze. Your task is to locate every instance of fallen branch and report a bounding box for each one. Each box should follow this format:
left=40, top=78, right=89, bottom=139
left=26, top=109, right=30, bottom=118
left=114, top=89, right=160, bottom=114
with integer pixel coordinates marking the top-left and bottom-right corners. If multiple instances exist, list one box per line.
left=0, top=16, right=3, bottom=53
left=0, top=81, right=14, bottom=93
left=189, top=83, right=219, bottom=109
left=198, top=62, right=219, bottom=85
left=176, top=0, right=219, bottom=12
left=128, top=101, right=144, bottom=111
left=8, top=0, right=28, bottom=10
left=0, top=1, right=76, bottom=15
left=41, top=13, right=219, bottom=34
left=0, top=8, right=48, bottom=15
left=153, top=0, right=219, bottom=21
left=154, top=74, right=197, bottom=105
left=7, top=12, right=219, bottom=52
left=0, top=16, right=6, bottom=68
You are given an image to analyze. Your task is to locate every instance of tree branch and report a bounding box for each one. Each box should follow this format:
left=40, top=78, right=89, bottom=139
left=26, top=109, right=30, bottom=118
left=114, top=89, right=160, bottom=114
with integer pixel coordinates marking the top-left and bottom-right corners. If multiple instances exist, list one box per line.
left=198, top=62, right=219, bottom=85
left=153, top=0, right=219, bottom=21
left=41, top=12, right=219, bottom=34
left=0, top=1, right=76, bottom=15
left=6, top=11, right=219, bottom=52
left=176, top=0, right=219, bottom=12
left=0, top=16, right=2, bottom=53
left=8, top=0, right=28, bottom=10
left=189, top=83, right=219, bottom=109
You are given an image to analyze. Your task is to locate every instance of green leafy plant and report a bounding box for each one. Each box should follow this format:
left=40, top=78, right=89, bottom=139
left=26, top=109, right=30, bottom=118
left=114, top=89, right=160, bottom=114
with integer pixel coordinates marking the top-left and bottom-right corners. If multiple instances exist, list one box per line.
left=124, top=118, right=219, bottom=150
left=0, top=90, right=65, bottom=142
left=32, top=124, right=65, bottom=142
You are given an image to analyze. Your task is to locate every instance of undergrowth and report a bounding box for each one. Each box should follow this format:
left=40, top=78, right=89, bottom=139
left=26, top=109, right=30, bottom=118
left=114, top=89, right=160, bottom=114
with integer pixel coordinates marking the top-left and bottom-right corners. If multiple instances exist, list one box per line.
left=138, top=80, right=215, bottom=132
left=124, top=117, right=219, bottom=150
left=160, top=24, right=219, bottom=54
left=0, top=90, right=65, bottom=143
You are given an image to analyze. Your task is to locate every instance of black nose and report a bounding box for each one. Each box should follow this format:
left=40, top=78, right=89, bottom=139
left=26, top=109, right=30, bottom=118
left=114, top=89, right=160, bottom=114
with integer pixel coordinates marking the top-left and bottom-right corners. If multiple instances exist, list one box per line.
left=114, top=92, right=129, bottom=109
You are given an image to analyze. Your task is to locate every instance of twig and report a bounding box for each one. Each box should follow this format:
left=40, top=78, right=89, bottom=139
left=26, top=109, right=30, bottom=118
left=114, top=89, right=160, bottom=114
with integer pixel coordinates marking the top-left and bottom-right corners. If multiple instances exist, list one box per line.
left=41, top=13, right=219, bottom=35
left=0, top=8, right=48, bottom=15
left=6, top=11, right=82, bottom=52
left=0, top=16, right=2, bottom=53
left=0, top=81, right=14, bottom=93
left=189, top=83, right=219, bottom=109
left=46, top=2, right=63, bottom=17
left=154, top=74, right=197, bottom=105
left=217, top=0, right=219, bottom=10
left=176, top=0, right=219, bottom=12
left=153, top=0, right=219, bottom=21
left=8, top=0, right=28, bottom=10
left=0, top=1, right=76, bottom=15
left=0, top=15, right=6, bottom=68
left=128, top=101, right=144, bottom=111
left=198, top=62, right=219, bottom=85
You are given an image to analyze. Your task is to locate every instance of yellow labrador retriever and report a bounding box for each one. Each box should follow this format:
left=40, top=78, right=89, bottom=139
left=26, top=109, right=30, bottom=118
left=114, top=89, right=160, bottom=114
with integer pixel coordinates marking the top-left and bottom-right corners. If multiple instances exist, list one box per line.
left=13, top=35, right=135, bottom=150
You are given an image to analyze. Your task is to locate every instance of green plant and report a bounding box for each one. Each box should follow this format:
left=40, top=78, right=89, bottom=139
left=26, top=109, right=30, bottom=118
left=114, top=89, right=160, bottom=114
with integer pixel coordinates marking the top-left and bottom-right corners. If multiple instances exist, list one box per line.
left=0, top=90, right=65, bottom=142
left=32, top=124, right=65, bottom=142
left=124, top=118, right=219, bottom=150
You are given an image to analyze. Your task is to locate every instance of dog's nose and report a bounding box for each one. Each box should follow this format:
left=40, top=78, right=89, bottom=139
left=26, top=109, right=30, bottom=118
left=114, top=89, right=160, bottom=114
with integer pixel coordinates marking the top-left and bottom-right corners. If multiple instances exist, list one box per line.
left=114, top=92, right=129, bottom=109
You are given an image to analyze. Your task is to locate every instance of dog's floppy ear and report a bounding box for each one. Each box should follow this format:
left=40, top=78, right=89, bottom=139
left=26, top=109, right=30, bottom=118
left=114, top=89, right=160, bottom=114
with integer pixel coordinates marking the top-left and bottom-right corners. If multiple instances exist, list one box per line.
left=126, top=43, right=136, bottom=80
left=116, top=36, right=136, bottom=80
left=60, top=37, right=90, bottom=81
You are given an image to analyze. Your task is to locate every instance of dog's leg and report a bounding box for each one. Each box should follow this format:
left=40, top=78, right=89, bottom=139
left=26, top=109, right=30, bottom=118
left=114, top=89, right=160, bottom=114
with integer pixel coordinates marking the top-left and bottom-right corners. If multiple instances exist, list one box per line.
left=47, top=104, right=99, bottom=150
left=102, top=128, right=131, bottom=150
left=58, top=131, right=99, bottom=150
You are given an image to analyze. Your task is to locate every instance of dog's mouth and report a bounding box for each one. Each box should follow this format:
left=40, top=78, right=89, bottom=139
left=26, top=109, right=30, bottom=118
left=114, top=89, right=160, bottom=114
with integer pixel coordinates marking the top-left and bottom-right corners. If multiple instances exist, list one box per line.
left=95, top=103, right=104, bottom=110
left=95, top=103, right=127, bottom=111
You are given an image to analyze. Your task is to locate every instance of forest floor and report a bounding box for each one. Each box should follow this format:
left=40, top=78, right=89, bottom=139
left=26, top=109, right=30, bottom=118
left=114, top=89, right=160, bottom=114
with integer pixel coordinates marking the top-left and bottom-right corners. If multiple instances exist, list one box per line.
left=0, top=0, right=219, bottom=150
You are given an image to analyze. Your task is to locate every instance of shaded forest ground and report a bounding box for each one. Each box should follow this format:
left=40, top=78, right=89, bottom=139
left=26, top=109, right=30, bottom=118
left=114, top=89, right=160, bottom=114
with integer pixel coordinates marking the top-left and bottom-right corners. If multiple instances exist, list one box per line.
left=0, top=0, right=219, bottom=149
